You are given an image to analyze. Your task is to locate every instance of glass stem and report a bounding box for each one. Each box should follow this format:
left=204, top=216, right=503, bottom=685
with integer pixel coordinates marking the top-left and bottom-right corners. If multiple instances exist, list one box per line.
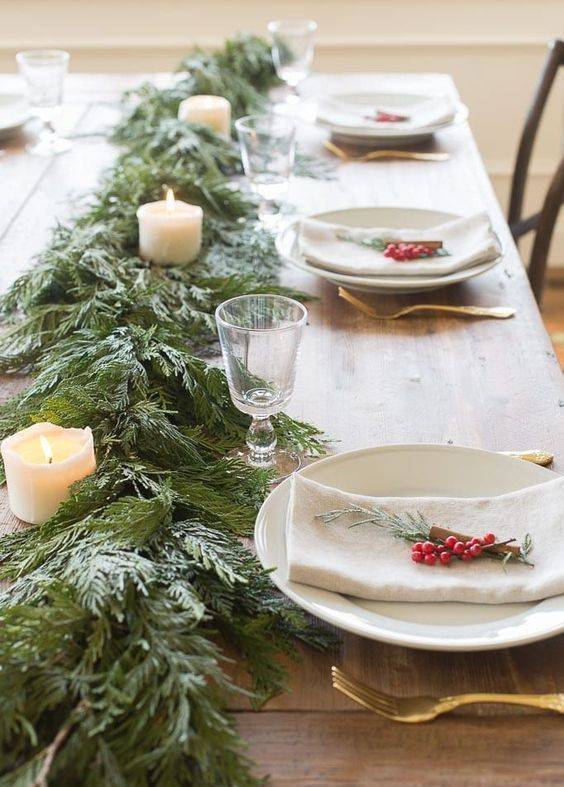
left=246, top=416, right=277, bottom=467
left=38, top=111, right=57, bottom=141
left=287, top=83, right=301, bottom=104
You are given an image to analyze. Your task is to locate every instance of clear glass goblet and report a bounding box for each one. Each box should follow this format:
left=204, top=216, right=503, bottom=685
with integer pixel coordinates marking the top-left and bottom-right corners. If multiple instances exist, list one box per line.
left=215, top=294, right=307, bottom=481
left=16, top=49, right=71, bottom=156
left=267, top=19, right=317, bottom=104
left=235, top=114, right=296, bottom=228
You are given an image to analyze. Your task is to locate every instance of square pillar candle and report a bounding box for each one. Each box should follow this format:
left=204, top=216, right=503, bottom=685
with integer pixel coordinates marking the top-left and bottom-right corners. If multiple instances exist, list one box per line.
left=137, top=189, right=203, bottom=266
left=1, top=422, right=97, bottom=525
left=178, top=95, right=231, bottom=139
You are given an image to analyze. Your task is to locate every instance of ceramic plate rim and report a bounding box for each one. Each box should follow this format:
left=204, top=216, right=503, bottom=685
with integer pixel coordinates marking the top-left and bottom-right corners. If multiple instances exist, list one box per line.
left=277, top=207, right=503, bottom=291
left=255, top=444, right=564, bottom=651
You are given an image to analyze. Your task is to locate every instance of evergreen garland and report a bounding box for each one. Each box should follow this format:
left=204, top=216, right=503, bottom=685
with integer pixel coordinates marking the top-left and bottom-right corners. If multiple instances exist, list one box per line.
left=0, top=34, right=332, bottom=786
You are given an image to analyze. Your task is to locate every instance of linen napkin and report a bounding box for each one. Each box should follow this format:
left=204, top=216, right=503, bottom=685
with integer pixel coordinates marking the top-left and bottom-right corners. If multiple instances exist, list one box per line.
left=286, top=473, right=564, bottom=604
left=318, top=95, right=457, bottom=131
left=298, top=212, right=501, bottom=277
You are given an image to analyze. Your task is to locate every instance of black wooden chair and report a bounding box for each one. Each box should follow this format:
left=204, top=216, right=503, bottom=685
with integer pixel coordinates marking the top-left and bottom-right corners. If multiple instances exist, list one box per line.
left=508, top=38, right=564, bottom=304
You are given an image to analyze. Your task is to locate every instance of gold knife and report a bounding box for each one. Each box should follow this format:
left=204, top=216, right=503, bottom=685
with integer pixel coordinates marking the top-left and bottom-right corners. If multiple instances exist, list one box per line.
left=502, top=450, right=554, bottom=467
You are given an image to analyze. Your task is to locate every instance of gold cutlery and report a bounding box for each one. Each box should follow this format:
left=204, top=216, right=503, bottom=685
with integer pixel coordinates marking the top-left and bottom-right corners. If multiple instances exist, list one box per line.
left=501, top=450, right=554, bottom=466
left=324, top=140, right=449, bottom=162
left=331, top=667, right=564, bottom=723
left=339, top=287, right=515, bottom=320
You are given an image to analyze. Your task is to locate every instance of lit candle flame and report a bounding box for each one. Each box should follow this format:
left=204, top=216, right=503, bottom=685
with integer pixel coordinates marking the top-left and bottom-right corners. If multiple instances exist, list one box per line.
left=166, top=188, right=176, bottom=212
left=40, top=435, right=53, bottom=465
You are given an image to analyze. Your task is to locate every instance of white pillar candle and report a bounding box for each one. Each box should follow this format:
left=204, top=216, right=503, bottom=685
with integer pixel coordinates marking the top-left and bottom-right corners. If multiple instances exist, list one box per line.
left=137, top=189, right=203, bottom=266
left=178, top=95, right=231, bottom=139
left=1, top=422, right=97, bottom=525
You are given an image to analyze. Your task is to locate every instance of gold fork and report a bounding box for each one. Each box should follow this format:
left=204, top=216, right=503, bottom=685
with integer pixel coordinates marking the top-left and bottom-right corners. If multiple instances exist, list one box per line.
left=324, top=140, right=449, bottom=162
left=338, top=287, right=515, bottom=320
left=332, top=667, right=564, bottom=723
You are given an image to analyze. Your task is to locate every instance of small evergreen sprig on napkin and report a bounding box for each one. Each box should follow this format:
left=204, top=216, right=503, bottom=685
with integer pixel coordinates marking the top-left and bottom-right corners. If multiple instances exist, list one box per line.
left=317, top=505, right=534, bottom=567
left=337, top=232, right=450, bottom=260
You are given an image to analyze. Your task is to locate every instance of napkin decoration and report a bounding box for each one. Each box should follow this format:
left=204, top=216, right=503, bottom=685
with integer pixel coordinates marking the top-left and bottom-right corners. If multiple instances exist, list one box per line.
left=317, top=506, right=533, bottom=568
left=298, top=212, right=502, bottom=278
left=286, top=473, right=564, bottom=604
left=318, top=95, right=457, bottom=131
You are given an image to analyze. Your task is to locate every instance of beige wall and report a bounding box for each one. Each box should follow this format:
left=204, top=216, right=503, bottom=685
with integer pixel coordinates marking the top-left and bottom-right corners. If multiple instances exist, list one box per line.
left=2, top=0, right=563, bottom=264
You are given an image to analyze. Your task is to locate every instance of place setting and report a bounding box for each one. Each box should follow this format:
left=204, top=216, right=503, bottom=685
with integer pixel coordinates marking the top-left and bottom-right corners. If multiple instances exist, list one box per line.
left=315, top=90, right=469, bottom=148
left=255, top=443, right=564, bottom=653
left=277, top=205, right=505, bottom=296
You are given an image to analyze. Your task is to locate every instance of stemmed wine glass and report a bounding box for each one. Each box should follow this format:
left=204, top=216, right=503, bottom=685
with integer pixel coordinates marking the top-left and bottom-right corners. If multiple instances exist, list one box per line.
left=235, top=114, right=296, bottom=227
left=215, top=294, right=307, bottom=481
left=267, top=19, right=317, bottom=104
left=16, top=49, right=71, bottom=156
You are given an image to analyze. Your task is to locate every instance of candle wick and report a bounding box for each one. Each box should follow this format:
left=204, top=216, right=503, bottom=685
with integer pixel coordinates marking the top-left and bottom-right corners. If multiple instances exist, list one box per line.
left=48, top=456, right=53, bottom=464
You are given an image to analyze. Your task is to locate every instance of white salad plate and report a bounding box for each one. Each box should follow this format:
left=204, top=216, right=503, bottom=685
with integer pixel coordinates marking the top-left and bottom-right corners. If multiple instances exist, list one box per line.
left=316, top=91, right=469, bottom=146
left=255, top=444, right=564, bottom=651
left=277, top=207, right=502, bottom=294
left=0, top=93, right=29, bottom=141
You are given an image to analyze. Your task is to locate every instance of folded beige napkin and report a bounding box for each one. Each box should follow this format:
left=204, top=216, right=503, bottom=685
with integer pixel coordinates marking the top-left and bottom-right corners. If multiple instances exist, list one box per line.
left=286, top=473, right=564, bottom=603
left=318, top=95, right=456, bottom=131
left=298, top=212, right=501, bottom=277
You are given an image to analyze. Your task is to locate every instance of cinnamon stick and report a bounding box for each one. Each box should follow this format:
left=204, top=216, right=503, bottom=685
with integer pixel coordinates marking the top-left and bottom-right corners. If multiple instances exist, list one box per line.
left=429, top=524, right=521, bottom=557
left=395, top=240, right=443, bottom=249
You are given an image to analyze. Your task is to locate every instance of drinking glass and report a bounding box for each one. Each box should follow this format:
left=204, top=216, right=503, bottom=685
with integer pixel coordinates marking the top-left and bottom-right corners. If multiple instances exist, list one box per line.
left=16, top=49, right=71, bottom=156
left=267, top=19, right=317, bottom=103
left=235, top=114, right=296, bottom=227
left=215, top=294, right=307, bottom=480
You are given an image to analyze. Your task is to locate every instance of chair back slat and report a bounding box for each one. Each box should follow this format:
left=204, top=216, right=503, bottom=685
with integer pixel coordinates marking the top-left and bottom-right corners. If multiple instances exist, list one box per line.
left=528, top=157, right=564, bottom=302
left=508, top=39, right=564, bottom=233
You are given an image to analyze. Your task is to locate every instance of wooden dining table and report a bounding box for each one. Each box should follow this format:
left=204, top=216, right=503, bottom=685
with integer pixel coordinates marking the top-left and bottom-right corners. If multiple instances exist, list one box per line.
left=1, top=72, right=563, bottom=785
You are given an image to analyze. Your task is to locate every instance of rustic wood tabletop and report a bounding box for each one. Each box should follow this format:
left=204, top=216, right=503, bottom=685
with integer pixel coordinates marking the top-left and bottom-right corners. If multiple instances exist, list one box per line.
left=1, top=72, right=563, bottom=786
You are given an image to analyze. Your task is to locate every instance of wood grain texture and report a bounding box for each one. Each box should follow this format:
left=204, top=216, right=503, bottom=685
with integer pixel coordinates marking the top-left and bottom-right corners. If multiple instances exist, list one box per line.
left=0, top=73, right=563, bottom=785
left=236, top=712, right=564, bottom=786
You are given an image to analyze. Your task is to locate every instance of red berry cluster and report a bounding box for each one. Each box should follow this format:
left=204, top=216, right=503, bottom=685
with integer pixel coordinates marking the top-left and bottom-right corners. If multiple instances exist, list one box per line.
left=384, top=242, right=435, bottom=262
left=411, top=532, right=496, bottom=566
left=375, top=110, right=406, bottom=123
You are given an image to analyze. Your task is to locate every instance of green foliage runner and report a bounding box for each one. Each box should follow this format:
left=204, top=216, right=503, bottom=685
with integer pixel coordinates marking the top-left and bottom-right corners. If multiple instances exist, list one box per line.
left=0, top=35, right=331, bottom=786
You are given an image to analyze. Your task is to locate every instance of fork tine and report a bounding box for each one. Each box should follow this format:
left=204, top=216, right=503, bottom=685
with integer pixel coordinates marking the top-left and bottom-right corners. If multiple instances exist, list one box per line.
left=333, top=676, right=394, bottom=714
left=333, top=677, right=397, bottom=715
left=332, top=675, right=398, bottom=715
left=332, top=680, right=395, bottom=718
left=332, top=667, right=398, bottom=712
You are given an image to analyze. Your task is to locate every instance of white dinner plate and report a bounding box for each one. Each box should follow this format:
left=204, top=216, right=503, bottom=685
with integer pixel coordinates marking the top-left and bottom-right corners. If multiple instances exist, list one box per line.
left=0, top=93, right=29, bottom=140
left=255, top=444, right=564, bottom=651
left=277, top=207, right=502, bottom=294
left=316, top=91, right=469, bottom=146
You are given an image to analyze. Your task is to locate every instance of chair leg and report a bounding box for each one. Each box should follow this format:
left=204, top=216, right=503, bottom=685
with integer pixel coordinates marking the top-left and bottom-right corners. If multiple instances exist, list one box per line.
left=528, top=156, right=564, bottom=305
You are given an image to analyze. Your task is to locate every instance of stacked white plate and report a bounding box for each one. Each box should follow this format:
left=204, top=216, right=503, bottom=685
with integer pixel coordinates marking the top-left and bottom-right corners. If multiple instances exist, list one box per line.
left=316, top=91, right=469, bottom=147
left=277, top=207, right=503, bottom=295
left=255, top=445, right=564, bottom=651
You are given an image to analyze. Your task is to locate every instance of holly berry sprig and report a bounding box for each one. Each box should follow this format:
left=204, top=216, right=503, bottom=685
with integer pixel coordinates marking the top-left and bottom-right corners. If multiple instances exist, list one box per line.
left=337, top=233, right=450, bottom=262
left=317, top=506, right=534, bottom=568
left=411, top=534, right=494, bottom=566
left=367, top=110, right=410, bottom=123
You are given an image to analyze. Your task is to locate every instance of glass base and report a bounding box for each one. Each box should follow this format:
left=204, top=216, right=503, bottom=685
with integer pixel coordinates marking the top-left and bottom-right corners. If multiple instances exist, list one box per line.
left=229, top=447, right=301, bottom=484
left=257, top=201, right=296, bottom=232
left=285, top=92, right=301, bottom=105
left=26, top=136, right=72, bottom=156
left=258, top=209, right=284, bottom=231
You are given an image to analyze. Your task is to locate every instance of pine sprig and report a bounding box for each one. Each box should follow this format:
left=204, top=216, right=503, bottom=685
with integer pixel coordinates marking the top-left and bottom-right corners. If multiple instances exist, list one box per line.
left=318, top=505, right=430, bottom=542
left=318, top=506, right=534, bottom=566
left=0, top=33, right=333, bottom=786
